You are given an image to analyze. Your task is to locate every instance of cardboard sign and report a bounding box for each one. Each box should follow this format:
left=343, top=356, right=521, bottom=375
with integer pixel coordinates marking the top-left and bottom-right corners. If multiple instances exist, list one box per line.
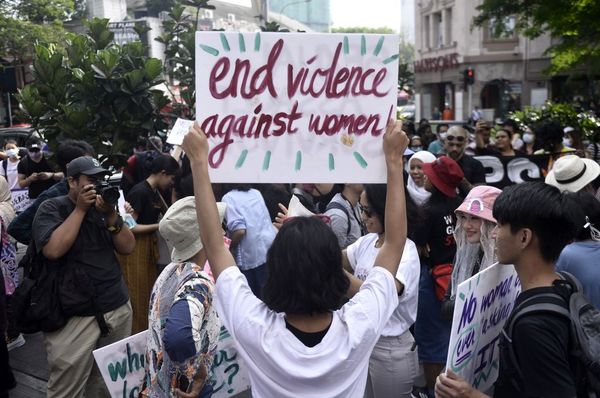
left=11, top=189, right=31, bottom=213
left=93, top=330, right=147, bottom=398
left=167, top=118, right=195, bottom=146
left=195, top=32, right=400, bottom=183
left=446, top=263, right=521, bottom=392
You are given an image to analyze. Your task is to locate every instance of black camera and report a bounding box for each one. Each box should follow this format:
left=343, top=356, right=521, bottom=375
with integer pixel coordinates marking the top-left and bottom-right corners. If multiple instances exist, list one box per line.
left=93, top=181, right=120, bottom=206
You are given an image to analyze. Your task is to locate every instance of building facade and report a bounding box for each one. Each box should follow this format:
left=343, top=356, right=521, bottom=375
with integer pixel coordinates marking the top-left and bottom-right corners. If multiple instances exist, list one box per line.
left=414, top=0, right=553, bottom=121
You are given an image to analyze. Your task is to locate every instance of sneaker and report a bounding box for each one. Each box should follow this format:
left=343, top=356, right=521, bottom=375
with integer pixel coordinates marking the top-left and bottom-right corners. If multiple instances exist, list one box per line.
left=6, top=333, right=25, bottom=351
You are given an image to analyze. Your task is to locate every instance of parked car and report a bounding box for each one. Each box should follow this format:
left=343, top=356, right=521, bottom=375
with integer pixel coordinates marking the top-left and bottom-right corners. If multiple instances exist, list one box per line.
left=0, top=127, right=36, bottom=147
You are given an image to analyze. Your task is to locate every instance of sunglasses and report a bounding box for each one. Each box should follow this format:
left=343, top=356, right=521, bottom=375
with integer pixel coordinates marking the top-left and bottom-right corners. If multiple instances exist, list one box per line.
left=283, top=214, right=331, bottom=225
left=446, top=135, right=465, bottom=143
left=28, top=147, right=41, bottom=152
left=358, top=203, right=374, bottom=218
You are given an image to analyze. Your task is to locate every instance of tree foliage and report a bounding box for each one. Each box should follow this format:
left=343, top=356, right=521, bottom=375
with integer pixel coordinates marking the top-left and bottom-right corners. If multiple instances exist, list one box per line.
left=509, top=102, right=600, bottom=139
left=156, top=0, right=215, bottom=120
left=17, top=18, right=170, bottom=168
left=0, top=0, right=73, bottom=64
left=473, top=0, right=600, bottom=73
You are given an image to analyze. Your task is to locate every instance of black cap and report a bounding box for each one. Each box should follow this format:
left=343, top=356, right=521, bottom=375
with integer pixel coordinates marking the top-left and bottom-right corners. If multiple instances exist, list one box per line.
left=66, top=156, right=108, bottom=177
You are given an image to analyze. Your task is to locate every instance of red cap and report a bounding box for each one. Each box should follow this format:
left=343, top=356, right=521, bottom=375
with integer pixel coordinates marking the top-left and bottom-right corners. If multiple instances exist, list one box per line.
left=423, top=156, right=464, bottom=198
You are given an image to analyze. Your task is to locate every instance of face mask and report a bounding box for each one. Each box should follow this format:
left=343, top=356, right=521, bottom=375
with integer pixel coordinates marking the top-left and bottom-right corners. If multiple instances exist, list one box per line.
left=410, top=146, right=423, bottom=152
left=6, top=149, right=18, bottom=158
left=563, top=138, right=573, bottom=147
left=29, top=151, right=42, bottom=160
left=440, top=132, right=448, bottom=140
left=522, top=133, right=534, bottom=144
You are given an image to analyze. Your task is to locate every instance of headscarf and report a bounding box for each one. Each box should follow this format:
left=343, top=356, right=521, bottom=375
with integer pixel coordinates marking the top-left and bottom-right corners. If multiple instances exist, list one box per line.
left=407, top=151, right=437, bottom=206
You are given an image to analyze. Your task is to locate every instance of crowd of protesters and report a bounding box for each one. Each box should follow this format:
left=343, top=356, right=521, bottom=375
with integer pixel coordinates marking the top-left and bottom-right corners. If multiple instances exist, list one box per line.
left=0, top=112, right=599, bottom=398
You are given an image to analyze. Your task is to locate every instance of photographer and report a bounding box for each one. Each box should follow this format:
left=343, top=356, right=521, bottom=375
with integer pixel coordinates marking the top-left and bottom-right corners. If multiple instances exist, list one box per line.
left=120, top=154, right=179, bottom=333
left=32, top=156, right=135, bottom=398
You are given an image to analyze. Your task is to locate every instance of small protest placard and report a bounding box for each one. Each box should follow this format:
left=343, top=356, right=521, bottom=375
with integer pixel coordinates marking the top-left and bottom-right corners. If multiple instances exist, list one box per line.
left=195, top=31, right=400, bottom=183
left=446, top=263, right=521, bottom=392
left=93, top=330, right=147, bottom=398
left=11, top=189, right=31, bottom=213
left=167, top=118, right=195, bottom=146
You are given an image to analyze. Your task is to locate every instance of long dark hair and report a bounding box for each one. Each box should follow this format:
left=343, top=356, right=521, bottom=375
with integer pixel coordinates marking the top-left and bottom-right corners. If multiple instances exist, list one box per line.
left=363, top=184, right=422, bottom=239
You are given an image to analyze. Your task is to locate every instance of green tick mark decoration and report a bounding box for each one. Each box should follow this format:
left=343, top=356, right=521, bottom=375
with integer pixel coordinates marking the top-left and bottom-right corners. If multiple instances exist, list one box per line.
left=262, top=151, right=271, bottom=171
left=295, top=151, right=302, bottom=171
left=238, top=33, right=246, bottom=52
left=235, top=150, right=248, bottom=169
left=328, top=153, right=335, bottom=171
left=353, top=152, right=368, bottom=169
left=219, top=33, right=230, bottom=52
left=199, top=44, right=219, bottom=56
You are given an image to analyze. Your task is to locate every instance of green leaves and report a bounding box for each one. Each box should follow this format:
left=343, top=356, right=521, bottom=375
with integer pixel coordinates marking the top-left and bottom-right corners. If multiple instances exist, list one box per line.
left=20, top=15, right=170, bottom=169
left=474, top=0, right=600, bottom=73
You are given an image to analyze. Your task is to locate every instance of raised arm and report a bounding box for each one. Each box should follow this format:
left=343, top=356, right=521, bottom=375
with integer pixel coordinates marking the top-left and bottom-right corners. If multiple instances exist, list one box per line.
left=181, top=124, right=235, bottom=280
left=373, top=120, right=409, bottom=276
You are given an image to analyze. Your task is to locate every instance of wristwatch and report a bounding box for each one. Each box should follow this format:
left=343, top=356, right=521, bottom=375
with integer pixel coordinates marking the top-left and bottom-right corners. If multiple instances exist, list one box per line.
left=107, top=215, right=124, bottom=234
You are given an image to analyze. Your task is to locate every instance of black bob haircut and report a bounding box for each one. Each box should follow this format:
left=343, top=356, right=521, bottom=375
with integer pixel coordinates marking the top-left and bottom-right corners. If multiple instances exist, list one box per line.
left=493, top=182, right=579, bottom=263
left=262, top=217, right=349, bottom=314
left=150, top=154, right=180, bottom=175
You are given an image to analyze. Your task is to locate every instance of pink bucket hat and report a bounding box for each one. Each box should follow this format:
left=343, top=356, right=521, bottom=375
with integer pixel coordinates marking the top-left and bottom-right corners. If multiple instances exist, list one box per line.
left=455, top=185, right=502, bottom=223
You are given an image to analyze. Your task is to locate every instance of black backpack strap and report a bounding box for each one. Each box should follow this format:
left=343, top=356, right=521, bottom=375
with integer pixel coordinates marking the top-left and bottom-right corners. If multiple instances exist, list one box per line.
left=503, top=292, right=570, bottom=392
left=325, top=201, right=351, bottom=235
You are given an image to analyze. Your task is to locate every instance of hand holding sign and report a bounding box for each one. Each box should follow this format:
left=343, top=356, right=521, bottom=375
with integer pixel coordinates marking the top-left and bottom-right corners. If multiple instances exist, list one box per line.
left=383, top=119, right=408, bottom=165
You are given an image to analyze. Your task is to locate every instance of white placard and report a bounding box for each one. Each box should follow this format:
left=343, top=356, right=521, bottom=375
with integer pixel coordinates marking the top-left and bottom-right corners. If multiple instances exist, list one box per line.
left=446, top=263, right=521, bottom=392
left=195, top=32, right=400, bottom=183
left=210, top=326, right=251, bottom=397
left=93, top=330, right=147, bottom=398
left=117, top=189, right=137, bottom=229
left=167, top=118, right=195, bottom=146
left=11, top=189, right=31, bottom=213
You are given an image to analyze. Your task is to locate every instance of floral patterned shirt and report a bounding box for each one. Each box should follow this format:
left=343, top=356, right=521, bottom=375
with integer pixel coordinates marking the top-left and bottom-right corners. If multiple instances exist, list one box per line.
left=142, top=261, right=220, bottom=397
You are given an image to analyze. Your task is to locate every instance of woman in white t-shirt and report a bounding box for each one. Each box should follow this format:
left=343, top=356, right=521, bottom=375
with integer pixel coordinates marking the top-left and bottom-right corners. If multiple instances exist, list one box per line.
left=1, top=140, right=21, bottom=191
left=345, top=184, right=420, bottom=398
left=181, top=120, right=410, bottom=398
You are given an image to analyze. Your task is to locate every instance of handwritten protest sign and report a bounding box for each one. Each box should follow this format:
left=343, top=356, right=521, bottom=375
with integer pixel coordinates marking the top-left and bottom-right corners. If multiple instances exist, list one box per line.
left=11, top=189, right=31, bottom=213
left=167, top=118, right=195, bottom=146
left=195, top=32, right=400, bottom=183
left=210, top=326, right=251, bottom=397
left=93, top=330, right=147, bottom=398
left=446, top=263, right=521, bottom=392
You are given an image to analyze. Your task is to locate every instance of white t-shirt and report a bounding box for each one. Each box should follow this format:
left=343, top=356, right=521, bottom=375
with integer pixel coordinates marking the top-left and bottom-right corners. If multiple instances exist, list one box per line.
left=2, top=159, right=19, bottom=191
left=346, top=234, right=420, bottom=337
left=215, top=265, right=398, bottom=398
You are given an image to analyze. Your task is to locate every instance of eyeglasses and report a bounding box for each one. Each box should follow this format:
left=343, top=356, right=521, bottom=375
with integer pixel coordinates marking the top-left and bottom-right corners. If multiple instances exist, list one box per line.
left=283, top=214, right=331, bottom=225
left=446, top=135, right=465, bottom=143
left=358, top=203, right=374, bottom=218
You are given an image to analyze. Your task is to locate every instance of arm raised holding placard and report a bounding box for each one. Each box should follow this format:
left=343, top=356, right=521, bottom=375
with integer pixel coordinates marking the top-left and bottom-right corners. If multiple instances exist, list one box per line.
left=182, top=123, right=235, bottom=280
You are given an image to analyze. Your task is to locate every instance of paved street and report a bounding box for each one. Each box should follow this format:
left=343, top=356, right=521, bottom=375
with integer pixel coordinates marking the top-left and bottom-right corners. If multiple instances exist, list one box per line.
left=9, top=332, right=48, bottom=398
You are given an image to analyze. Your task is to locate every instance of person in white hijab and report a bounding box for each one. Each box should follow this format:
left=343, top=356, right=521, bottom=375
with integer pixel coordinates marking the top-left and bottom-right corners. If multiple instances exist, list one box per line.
left=407, top=151, right=437, bottom=206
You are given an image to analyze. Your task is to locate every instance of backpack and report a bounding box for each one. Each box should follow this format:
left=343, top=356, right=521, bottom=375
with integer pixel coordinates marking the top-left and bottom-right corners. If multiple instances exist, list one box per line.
left=8, top=243, right=66, bottom=333
left=325, top=201, right=352, bottom=235
left=502, top=271, right=600, bottom=396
